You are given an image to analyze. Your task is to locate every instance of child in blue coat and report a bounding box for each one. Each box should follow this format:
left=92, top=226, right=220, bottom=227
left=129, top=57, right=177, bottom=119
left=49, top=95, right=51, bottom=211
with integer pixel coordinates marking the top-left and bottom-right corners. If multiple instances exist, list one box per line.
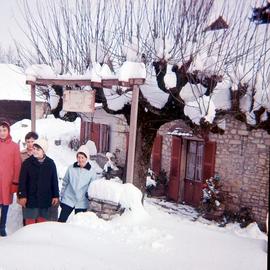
left=58, top=145, right=96, bottom=222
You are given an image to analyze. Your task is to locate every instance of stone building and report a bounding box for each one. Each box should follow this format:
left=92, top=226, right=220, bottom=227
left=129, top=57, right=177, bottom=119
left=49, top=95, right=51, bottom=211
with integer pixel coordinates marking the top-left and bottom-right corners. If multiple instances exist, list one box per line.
left=80, top=108, right=269, bottom=227
left=153, top=115, right=269, bottom=227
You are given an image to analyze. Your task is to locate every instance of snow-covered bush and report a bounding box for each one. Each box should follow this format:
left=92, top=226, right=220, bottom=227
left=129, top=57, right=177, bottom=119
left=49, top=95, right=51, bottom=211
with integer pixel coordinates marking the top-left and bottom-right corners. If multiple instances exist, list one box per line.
left=199, top=174, right=225, bottom=221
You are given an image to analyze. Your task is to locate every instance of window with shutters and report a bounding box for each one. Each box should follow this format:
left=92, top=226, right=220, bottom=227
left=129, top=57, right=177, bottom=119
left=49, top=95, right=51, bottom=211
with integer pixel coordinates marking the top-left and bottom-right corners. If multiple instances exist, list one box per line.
left=80, top=121, right=110, bottom=153
left=185, top=141, right=204, bottom=181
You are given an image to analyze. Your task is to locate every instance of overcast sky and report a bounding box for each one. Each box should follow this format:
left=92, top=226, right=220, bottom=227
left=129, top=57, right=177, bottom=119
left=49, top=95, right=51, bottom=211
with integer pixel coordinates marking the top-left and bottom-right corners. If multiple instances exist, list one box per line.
left=0, top=0, right=33, bottom=49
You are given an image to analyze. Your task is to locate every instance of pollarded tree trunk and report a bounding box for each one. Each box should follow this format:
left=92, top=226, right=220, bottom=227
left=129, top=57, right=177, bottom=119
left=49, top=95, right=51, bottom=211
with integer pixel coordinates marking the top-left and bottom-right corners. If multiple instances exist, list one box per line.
left=132, top=120, right=159, bottom=189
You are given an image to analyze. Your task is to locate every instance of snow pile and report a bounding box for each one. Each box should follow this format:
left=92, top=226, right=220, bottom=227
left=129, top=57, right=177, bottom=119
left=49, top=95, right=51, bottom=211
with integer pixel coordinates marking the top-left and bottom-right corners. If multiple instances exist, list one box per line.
left=140, top=76, right=169, bottom=109
left=1, top=199, right=267, bottom=270
left=25, top=64, right=55, bottom=81
left=211, top=81, right=231, bottom=110
left=227, top=222, right=268, bottom=240
left=0, top=64, right=43, bottom=102
left=103, top=86, right=132, bottom=111
left=88, top=179, right=144, bottom=213
left=85, top=140, right=97, bottom=156
left=118, top=61, right=146, bottom=82
left=90, top=62, right=115, bottom=83
left=180, top=83, right=207, bottom=102
left=24, top=60, right=146, bottom=85
left=25, top=63, right=93, bottom=81
left=184, top=96, right=216, bottom=124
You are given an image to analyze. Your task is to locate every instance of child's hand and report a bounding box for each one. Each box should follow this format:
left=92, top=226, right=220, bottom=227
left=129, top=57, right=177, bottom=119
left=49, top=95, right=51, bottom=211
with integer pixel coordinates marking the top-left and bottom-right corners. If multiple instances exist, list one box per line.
left=51, top=198, right=59, bottom=206
left=18, top=198, right=27, bottom=208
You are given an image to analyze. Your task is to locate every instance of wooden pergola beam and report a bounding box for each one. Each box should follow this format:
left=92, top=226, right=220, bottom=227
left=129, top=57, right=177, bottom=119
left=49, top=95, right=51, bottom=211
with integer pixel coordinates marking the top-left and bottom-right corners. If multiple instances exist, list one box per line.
left=26, top=79, right=92, bottom=87
left=26, top=78, right=145, bottom=87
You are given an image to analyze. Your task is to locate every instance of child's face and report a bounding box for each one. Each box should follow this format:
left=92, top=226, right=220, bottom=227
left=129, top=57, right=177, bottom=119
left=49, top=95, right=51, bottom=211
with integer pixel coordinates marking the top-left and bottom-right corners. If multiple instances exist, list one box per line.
left=26, top=137, right=36, bottom=151
left=33, top=146, right=45, bottom=159
left=77, top=153, right=87, bottom=167
left=0, top=126, right=9, bottom=140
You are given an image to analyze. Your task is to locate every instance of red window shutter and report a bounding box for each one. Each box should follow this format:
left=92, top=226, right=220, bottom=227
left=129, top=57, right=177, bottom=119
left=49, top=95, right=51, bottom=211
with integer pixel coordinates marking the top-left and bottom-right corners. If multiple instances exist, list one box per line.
left=106, top=125, right=110, bottom=152
left=99, top=124, right=105, bottom=153
left=99, top=124, right=110, bottom=153
left=203, top=141, right=216, bottom=180
left=168, top=136, right=182, bottom=201
left=91, top=123, right=101, bottom=152
left=151, top=135, right=163, bottom=175
left=80, top=121, right=85, bottom=144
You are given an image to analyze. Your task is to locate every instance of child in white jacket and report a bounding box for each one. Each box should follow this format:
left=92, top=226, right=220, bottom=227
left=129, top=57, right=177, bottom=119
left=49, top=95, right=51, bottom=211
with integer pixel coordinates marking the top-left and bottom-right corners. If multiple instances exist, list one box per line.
left=58, top=145, right=96, bottom=222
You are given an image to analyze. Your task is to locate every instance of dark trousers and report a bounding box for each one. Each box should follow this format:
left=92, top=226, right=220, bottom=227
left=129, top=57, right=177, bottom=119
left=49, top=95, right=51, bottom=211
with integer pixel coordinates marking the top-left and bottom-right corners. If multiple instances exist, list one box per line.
left=0, top=205, right=9, bottom=236
left=58, top=203, right=87, bottom=223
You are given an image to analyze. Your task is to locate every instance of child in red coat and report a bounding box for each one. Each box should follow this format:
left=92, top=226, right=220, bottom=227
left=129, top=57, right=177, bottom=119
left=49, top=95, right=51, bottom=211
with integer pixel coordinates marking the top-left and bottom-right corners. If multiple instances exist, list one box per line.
left=0, top=121, right=21, bottom=237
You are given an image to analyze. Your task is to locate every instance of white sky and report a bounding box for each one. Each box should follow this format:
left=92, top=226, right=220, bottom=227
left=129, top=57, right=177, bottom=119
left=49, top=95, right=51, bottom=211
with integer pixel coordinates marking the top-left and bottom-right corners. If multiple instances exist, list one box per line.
left=0, top=0, right=21, bottom=48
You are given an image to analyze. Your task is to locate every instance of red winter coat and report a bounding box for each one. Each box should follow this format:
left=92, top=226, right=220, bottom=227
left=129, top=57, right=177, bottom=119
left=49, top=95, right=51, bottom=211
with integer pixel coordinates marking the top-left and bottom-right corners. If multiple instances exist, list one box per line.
left=0, top=135, right=21, bottom=205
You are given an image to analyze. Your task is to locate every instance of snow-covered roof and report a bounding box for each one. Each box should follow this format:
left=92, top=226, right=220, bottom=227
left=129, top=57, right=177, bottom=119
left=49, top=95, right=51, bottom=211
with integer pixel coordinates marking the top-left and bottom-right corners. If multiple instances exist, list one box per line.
left=167, top=124, right=193, bottom=137
left=167, top=123, right=204, bottom=141
left=0, top=64, right=44, bottom=102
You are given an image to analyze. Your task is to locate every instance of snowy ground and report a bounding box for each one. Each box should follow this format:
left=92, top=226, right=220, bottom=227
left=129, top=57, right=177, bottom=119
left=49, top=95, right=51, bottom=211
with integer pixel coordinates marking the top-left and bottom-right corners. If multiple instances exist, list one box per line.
left=0, top=117, right=267, bottom=270
left=0, top=198, right=267, bottom=270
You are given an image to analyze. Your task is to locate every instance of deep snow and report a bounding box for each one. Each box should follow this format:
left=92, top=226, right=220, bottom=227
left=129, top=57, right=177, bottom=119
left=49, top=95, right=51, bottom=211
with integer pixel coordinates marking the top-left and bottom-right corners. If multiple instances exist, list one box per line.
left=0, top=199, right=267, bottom=270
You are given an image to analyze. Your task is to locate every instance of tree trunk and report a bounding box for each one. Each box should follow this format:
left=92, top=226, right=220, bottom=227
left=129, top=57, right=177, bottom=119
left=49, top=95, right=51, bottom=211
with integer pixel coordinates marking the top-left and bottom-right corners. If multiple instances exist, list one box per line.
left=132, top=111, right=161, bottom=189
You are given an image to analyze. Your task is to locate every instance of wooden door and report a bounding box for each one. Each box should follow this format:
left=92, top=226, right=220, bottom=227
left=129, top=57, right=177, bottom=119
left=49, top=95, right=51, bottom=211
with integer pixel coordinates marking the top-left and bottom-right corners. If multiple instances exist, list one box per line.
left=168, top=136, right=182, bottom=202
left=183, top=140, right=216, bottom=207
left=184, top=141, right=204, bottom=206
left=151, top=135, right=163, bottom=176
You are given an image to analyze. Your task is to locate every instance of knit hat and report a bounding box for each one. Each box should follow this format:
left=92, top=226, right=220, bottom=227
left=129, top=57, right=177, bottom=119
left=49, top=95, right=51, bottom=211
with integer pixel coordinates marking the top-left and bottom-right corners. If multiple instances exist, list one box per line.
left=77, top=145, right=90, bottom=160
left=34, top=138, right=49, bottom=154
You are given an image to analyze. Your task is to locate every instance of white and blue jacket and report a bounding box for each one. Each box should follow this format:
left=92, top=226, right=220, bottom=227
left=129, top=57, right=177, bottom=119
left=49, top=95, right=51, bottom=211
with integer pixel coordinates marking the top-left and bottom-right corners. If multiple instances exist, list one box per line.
left=60, top=162, right=96, bottom=209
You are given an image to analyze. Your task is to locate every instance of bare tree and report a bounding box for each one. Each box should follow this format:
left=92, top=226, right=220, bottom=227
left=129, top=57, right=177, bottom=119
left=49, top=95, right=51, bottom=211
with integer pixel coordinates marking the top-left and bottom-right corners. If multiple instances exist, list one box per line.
left=0, top=44, right=21, bottom=65
left=16, top=0, right=270, bottom=187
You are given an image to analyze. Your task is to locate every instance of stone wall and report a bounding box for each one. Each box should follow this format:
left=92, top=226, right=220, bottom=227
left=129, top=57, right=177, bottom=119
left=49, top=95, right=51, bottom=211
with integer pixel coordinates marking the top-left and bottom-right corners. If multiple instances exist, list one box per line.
left=209, top=115, right=269, bottom=225
left=156, top=117, right=269, bottom=225
left=158, top=121, right=174, bottom=174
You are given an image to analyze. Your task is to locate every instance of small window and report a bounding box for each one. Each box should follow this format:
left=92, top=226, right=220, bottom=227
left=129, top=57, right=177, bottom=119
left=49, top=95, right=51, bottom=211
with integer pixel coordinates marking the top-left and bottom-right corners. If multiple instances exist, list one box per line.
left=185, top=141, right=204, bottom=181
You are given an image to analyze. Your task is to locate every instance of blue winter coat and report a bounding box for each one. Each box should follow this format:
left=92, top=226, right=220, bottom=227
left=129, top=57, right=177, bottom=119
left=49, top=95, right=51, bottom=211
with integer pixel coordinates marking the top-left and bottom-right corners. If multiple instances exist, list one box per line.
left=60, top=162, right=96, bottom=209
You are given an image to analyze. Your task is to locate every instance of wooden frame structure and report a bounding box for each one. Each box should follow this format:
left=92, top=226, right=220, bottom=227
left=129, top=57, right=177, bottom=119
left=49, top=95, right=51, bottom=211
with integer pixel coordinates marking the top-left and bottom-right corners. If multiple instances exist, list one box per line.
left=26, top=77, right=145, bottom=184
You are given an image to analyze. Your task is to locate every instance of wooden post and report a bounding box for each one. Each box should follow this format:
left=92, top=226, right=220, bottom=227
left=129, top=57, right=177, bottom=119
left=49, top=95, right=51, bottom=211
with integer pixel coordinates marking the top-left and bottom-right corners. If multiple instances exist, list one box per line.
left=31, top=84, right=36, bottom=132
left=126, top=84, right=140, bottom=183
